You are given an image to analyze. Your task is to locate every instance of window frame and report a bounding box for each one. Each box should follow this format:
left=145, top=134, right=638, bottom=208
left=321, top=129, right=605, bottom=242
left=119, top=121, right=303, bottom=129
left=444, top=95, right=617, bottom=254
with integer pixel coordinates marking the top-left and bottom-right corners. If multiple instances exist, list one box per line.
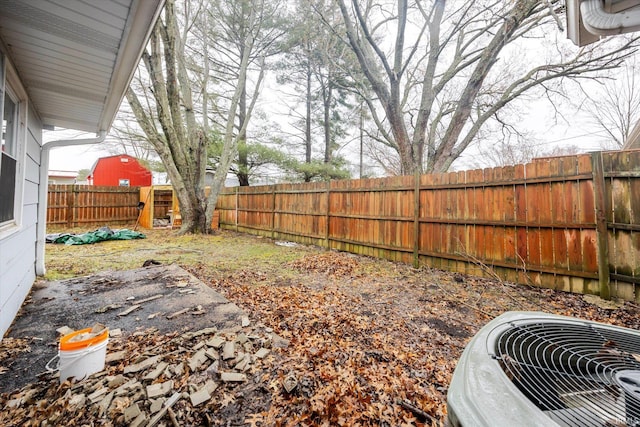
left=0, top=53, right=27, bottom=236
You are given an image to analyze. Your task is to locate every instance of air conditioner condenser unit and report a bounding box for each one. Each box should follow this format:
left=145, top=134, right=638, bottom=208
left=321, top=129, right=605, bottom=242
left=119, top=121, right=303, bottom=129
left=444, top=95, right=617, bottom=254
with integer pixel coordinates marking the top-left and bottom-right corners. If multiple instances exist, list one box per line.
left=447, top=311, right=640, bottom=426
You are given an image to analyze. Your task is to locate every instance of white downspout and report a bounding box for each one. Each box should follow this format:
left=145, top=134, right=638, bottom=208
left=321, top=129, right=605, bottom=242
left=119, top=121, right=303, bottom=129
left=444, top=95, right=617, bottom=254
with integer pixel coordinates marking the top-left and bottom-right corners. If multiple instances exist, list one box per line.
left=581, top=0, right=640, bottom=36
left=35, top=130, right=107, bottom=276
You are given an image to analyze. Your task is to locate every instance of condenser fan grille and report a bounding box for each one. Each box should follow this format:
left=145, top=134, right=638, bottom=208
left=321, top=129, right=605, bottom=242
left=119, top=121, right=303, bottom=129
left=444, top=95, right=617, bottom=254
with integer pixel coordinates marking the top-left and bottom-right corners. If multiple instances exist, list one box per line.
left=494, top=321, right=640, bottom=427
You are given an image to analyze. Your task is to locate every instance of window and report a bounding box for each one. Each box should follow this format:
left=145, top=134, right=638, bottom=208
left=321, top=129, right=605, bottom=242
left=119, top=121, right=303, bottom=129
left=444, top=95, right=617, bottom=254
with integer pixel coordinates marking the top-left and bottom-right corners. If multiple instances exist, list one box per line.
left=119, top=179, right=130, bottom=187
left=0, top=56, right=18, bottom=223
left=0, top=53, right=24, bottom=228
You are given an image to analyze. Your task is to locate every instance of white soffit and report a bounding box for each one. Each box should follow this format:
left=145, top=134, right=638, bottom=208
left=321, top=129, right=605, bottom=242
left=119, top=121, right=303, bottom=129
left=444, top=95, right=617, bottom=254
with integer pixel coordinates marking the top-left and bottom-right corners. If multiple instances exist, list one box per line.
left=0, top=0, right=164, bottom=133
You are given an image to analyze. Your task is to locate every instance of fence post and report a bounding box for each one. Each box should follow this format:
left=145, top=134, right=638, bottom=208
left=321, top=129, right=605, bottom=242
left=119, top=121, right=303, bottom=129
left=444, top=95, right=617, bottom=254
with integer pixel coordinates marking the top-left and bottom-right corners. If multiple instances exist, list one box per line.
left=325, top=180, right=331, bottom=249
left=591, top=151, right=611, bottom=300
left=235, top=187, right=239, bottom=232
left=66, top=184, right=75, bottom=227
left=413, top=171, right=420, bottom=268
left=271, top=185, right=276, bottom=240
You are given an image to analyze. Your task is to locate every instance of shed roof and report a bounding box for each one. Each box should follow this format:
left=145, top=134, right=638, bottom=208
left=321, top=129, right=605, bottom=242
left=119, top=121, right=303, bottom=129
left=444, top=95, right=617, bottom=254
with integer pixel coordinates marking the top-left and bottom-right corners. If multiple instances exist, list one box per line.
left=0, top=0, right=164, bottom=133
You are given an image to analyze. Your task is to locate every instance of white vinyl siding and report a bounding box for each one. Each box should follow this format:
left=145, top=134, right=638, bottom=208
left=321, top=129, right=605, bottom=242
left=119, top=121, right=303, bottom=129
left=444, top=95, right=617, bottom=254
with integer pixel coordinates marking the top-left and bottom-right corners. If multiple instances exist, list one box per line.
left=0, top=57, right=41, bottom=337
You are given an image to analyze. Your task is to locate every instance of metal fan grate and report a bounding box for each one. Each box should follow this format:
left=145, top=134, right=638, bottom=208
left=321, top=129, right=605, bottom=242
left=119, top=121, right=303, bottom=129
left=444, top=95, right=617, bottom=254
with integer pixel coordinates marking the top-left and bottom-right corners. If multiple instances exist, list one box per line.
left=493, top=320, right=640, bottom=427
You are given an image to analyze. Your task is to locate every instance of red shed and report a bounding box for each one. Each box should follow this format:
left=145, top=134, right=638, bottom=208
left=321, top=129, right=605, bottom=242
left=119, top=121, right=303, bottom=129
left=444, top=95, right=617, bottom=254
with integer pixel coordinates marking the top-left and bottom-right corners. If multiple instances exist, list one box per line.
left=87, top=154, right=152, bottom=187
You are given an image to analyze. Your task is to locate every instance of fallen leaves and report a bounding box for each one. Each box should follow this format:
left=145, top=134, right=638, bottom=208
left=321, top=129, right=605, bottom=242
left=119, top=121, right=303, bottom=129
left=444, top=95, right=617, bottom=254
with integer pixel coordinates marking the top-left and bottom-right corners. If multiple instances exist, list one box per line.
left=0, top=325, right=278, bottom=426
left=0, top=338, right=31, bottom=369
left=5, top=232, right=640, bottom=426
left=288, top=252, right=361, bottom=278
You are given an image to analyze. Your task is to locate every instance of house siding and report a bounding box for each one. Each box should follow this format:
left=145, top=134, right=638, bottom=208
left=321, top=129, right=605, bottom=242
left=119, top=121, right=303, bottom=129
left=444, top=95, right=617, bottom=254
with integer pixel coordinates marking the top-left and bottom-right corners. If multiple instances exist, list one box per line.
left=0, top=105, right=42, bottom=337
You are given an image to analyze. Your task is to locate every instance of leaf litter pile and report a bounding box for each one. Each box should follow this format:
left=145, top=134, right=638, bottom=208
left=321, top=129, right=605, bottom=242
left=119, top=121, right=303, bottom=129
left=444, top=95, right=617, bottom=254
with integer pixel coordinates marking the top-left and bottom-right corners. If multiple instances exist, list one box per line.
left=2, top=230, right=640, bottom=426
left=190, top=251, right=640, bottom=426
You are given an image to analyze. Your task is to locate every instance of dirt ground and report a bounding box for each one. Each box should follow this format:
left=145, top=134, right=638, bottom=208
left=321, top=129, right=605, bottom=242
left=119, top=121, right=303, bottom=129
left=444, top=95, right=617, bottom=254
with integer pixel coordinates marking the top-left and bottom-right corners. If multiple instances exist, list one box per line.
left=2, top=227, right=640, bottom=426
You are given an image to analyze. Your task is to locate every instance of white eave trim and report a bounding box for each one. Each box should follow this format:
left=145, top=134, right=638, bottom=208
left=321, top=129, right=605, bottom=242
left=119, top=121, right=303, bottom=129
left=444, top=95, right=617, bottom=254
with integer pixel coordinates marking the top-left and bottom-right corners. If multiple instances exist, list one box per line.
left=98, top=0, right=165, bottom=132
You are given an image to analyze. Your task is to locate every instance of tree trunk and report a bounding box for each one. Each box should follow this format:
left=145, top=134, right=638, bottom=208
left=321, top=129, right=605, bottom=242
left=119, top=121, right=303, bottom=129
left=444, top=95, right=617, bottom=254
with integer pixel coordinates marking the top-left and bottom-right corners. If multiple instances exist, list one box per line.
left=323, top=84, right=332, bottom=163
left=237, top=81, right=249, bottom=186
left=304, top=62, right=312, bottom=182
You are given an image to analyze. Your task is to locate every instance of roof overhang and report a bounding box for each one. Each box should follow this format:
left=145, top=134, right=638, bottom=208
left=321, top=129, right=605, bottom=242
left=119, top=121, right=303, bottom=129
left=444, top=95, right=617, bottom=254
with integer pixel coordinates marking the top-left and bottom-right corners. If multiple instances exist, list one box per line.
left=0, top=0, right=164, bottom=134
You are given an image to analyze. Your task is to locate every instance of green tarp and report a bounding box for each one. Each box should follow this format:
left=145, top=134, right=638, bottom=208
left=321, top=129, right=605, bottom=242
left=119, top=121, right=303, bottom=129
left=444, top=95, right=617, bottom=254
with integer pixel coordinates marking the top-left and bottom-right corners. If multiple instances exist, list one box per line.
left=46, top=227, right=145, bottom=245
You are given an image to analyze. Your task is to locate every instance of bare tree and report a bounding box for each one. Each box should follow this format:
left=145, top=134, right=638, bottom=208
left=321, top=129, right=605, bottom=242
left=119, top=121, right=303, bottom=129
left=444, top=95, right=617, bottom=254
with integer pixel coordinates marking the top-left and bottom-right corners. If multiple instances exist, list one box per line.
left=126, top=0, right=258, bottom=233
left=331, top=0, right=640, bottom=175
left=578, top=56, right=640, bottom=149
left=107, top=113, right=158, bottom=163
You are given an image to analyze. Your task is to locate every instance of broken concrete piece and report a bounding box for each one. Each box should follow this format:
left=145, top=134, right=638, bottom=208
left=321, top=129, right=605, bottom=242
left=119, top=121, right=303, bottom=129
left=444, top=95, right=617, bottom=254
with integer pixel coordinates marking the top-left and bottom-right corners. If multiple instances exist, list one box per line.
left=189, top=388, right=211, bottom=406
left=135, top=294, right=164, bottom=304
left=124, top=355, right=160, bottom=374
left=220, top=372, right=247, bottom=382
left=95, top=303, right=122, bottom=313
left=272, top=335, right=290, bottom=349
left=255, top=348, right=270, bottom=359
left=173, top=362, right=184, bottom=376
left=68, top=393, right=86, bottom=408
left=241, top=316, right=250, bottom=327
left=235, top=358, right=250, bottom=372
left=56, top=326, right=74, bottom=336
left=143, top=362, right=168, bottom=381
left=166, top=307, right=190, bottom=319
left=114, top=379, right=141, bottom=397
left=188, top=348, right=208, bottom=372
left=222, top=341, right=235, bottom=360
left=107, top=374, right=127, bottom=388
left=192, top=305, right=205, bottom=315
left=204, top=380, right=218, bottom=394
left=146, top=380, right=173, bottom=398
left=233, top=352, right=246, bottom=365
left=192, top=327, right=217, bottom=337
left=148, top=392, right=183, bottom=427
left=87, top=387, right=108, bottom=404
left=124, top=402, right=142, bottom=423
left=130, top=412, right=148, bottom=427
left=118, top=305, right=141, bottom=316
left=98, top=391, right=114, bottom=417
left=206, top=360, right=219, bottom=376
left=206, top=336, right=225, bottom=349
left=105, top=350, right=127, bottom=364
left=283, top=374, right=298, bottom=393
left=147, top=311, right=162, bottom=319
left=6, top=399, right=21, bottom=409
left=205, top=348, right=218, bottom=361
left=236, top=333, right=248, bottom=344
left=109, top=328, right=122, bottom=337
left=149, top=398, right=166, bottom=414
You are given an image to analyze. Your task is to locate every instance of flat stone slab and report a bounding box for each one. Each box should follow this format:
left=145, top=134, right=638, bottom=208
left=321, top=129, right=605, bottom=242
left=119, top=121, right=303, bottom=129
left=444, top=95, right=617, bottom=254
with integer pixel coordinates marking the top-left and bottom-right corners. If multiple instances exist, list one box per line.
left=1, top=264, right=246, bottom=393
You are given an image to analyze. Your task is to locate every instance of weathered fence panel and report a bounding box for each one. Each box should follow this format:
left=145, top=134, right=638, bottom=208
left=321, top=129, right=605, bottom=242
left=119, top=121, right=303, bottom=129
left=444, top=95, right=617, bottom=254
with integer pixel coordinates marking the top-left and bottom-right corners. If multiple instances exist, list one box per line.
left=47, top=185, right=139, bottom=227
left=217, top=150, right=640, bottom=302
left=602, top=151, right=640, bottom=301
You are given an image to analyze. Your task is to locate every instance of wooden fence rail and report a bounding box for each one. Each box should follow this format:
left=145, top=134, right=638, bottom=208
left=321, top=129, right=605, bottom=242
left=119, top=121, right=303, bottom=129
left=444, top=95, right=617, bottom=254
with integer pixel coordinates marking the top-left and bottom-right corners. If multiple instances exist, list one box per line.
left=217, top=150, right=640, bottom=302
left=47, top=185, right=140, bottom=227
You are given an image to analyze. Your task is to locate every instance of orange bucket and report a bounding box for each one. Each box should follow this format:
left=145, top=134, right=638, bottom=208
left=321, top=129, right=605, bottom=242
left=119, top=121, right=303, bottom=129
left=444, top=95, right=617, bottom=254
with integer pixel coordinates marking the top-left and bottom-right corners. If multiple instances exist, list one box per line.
left=47, top=327, right=109, bottom=382
left=60, top=328, right=109, bottom=351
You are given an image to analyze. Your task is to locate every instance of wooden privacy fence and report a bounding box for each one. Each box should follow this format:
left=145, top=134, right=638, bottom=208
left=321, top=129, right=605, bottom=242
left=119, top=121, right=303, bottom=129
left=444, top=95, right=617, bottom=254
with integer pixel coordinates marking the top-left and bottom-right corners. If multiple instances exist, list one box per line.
left=217, top=150, right=640, bottom=302
left=47, top=185, right=140, bottom=227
